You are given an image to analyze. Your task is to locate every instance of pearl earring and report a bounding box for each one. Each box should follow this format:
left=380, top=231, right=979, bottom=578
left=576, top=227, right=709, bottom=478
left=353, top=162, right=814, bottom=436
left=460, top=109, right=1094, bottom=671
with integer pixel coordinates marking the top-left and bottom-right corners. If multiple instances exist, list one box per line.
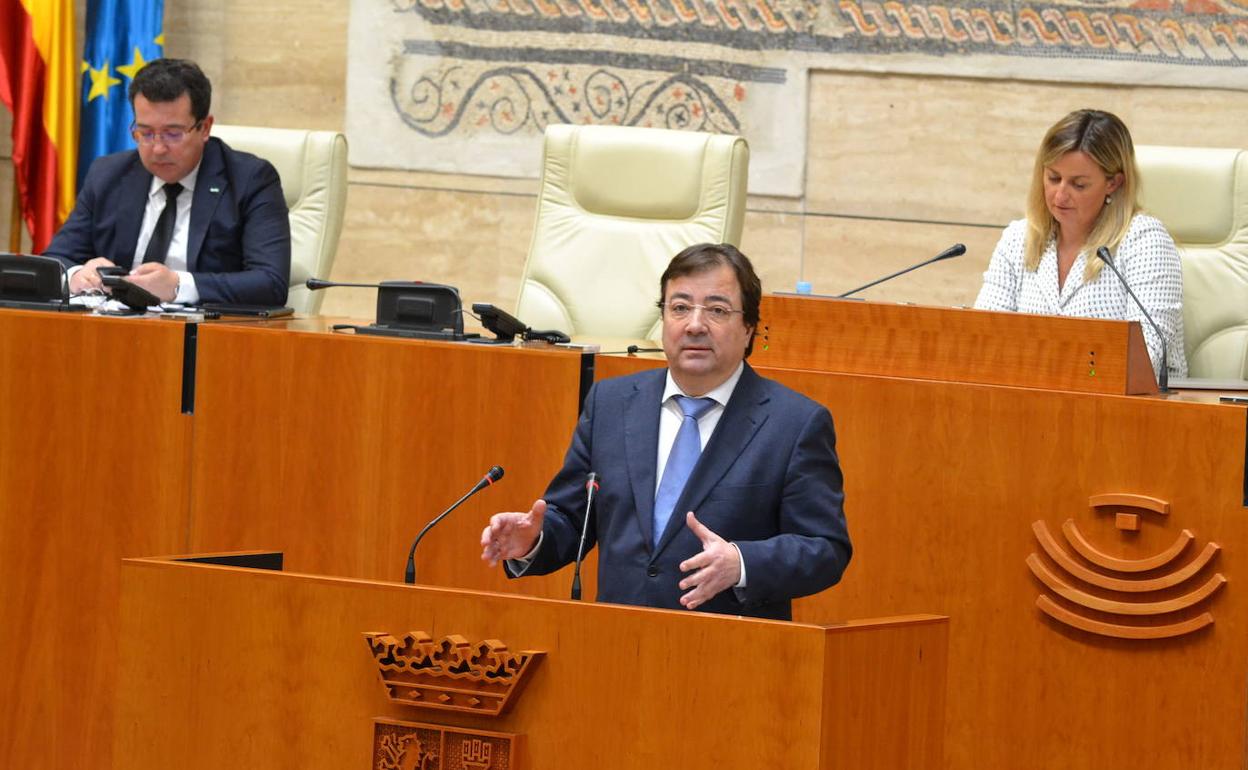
left=1105, top=194, right=1113, bottom=205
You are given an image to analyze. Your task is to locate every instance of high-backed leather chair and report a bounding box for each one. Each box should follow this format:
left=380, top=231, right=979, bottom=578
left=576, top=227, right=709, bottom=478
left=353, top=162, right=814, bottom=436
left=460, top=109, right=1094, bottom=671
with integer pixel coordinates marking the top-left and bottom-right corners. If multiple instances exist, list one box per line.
left=515, top=124, right=749, bottom=340
left=211, top=125, right=348, bottom=314
left=1136, top=145, right=1248, bottom=379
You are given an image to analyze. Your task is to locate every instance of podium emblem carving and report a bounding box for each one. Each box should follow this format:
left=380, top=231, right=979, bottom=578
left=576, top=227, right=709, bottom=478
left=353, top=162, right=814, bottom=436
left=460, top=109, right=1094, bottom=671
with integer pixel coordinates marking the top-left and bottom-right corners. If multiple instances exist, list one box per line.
left=372, top=718, right=518, bottom=770
left=1027, top=493, right=1226, bottom=640
left=364, top=631, right=544, bottom=716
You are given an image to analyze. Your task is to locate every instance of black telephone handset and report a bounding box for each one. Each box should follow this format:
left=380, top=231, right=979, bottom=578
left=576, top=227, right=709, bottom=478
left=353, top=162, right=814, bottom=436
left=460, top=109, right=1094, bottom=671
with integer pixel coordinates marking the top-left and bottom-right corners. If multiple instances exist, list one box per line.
left=97, top=267, right=161, bottom=311
left=471, top=303, right=571, bottom=344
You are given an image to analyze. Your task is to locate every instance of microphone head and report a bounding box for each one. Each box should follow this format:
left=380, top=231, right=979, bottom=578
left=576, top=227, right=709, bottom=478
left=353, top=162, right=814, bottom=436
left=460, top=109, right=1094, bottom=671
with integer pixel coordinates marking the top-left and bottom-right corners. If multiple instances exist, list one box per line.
left=937, top=244, right=967, bottom=261
left=626, top=345, right=639, bottom=354
left=486, top=465, right=505, bottom=483
left=1096, top=246, right=1114, bottom=264
left=305, top=278, right=332, bottom=290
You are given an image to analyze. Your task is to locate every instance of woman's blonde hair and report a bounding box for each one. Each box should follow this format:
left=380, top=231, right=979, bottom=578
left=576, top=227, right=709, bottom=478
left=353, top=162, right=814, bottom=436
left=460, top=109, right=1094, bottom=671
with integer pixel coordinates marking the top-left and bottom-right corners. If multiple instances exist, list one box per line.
left=1024, top=109, right=1140, bottom=281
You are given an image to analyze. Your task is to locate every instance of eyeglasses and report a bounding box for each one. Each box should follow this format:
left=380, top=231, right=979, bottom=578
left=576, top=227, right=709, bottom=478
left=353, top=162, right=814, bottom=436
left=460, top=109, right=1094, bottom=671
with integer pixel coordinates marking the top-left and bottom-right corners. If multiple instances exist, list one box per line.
left=657, top=301, right=745, bottom=324
left=130, top=121, right=202, bottom=146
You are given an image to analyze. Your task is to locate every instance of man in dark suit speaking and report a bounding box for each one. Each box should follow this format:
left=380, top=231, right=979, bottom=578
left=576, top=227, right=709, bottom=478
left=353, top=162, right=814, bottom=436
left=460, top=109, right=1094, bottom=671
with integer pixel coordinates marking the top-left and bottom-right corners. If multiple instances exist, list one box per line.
left=482, top=243, right=851, bottom=620
left=44, top=58, right=290, bottom=306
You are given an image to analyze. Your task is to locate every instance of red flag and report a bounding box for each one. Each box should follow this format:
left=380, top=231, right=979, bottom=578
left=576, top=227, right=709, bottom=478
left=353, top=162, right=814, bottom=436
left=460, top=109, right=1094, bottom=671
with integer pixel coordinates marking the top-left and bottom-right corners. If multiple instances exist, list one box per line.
left=0, top=0, right=77, bottom=252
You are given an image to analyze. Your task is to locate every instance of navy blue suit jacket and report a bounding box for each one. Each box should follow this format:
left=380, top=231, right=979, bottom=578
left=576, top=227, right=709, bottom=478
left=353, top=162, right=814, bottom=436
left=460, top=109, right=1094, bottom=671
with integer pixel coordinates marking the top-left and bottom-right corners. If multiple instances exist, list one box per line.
left=523, top=363, right=851, bottom=620
left=44, top=137, right=291, bottom=305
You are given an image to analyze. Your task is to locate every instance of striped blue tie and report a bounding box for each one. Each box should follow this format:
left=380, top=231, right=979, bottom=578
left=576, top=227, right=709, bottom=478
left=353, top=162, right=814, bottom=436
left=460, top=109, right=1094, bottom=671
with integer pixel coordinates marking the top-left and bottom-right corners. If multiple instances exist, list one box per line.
left=653, top=396, right=715, bottom=546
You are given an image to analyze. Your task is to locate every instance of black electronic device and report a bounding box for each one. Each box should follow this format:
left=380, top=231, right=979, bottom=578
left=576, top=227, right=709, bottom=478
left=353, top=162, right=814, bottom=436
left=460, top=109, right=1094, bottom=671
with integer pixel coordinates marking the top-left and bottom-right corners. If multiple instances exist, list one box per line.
left=199, top=304, right=293, bottom=318
left=307, top=278, right=468, bottom=340
left=0, top=253, right=81, bottom=311
left=472, top=302, right=528, bottom=343
left=470, top=302, right=571, bottom=344
left=100, top=271, right=161, bottom=312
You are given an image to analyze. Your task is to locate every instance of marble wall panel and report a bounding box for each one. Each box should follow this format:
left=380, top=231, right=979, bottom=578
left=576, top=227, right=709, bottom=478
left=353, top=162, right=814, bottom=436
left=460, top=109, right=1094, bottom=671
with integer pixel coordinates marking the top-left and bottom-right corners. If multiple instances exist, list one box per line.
left=807, top=72, right=1248, bottom=226
left=738, top=208, right=804, bottom=297
left=166, top=0, right=347, bottom=130
left=322, top=182, right=537, bottom=320
left=801, top=215, right=1003, bottom=307
left=3, top=1, right=1245, bottom=317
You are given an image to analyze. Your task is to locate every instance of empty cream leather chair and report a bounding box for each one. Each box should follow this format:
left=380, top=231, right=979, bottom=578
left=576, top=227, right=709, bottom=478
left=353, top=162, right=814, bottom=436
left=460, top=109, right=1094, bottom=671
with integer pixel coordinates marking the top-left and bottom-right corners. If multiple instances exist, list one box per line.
left=516, top=124, right=749, bottom=339
left=211, top=124, right=348, bottom=314
left=1137, top=145, right=1248, bottom=379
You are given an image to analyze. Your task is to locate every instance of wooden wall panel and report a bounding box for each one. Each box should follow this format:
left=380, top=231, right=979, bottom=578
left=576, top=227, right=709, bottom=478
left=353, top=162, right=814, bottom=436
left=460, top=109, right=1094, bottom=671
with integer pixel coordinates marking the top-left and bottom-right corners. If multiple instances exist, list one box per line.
left=188, top=322, right=591, bottom=598
left=782, top=371, right=1246, bottom=770
left=591, top=344, right=1247, bottom=769
left=0, top=310, right=191, bottom=770
left=115, top=557, right=948, bottom=770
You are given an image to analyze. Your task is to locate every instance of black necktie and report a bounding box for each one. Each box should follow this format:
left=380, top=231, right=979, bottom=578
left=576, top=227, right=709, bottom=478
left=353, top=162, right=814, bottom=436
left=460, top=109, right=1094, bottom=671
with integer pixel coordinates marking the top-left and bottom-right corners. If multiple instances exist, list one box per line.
left=142, top=182, right=184, bottom=264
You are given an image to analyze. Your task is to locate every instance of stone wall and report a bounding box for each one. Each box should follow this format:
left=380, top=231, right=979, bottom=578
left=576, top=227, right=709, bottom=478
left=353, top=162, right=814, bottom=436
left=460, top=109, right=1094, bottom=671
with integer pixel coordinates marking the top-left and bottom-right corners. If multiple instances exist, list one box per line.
left=4, top=0, right=1247, bottom=328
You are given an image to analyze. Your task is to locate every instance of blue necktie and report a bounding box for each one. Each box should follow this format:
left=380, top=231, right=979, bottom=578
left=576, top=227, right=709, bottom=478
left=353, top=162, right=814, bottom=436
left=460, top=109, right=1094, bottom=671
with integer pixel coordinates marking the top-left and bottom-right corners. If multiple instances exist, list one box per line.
left=653, top=396, right=715, bottom=546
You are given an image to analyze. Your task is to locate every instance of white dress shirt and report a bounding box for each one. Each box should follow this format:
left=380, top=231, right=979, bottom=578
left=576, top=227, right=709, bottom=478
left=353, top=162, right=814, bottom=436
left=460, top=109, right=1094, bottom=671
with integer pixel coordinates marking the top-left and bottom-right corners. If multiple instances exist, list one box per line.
left=655, top=362, right=744, bottom=490
left=133, top=164, right=202, bottom=304
left=509, top=362, right=750, bottom=588
left=657, top=362, right=748, bottom=588
left=974, top=213, right=1188, bottom=378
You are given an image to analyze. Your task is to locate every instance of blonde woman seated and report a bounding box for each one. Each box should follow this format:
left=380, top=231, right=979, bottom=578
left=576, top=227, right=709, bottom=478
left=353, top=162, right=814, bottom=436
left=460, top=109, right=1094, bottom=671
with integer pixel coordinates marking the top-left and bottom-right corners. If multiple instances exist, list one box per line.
left=974, top=108, right=1187, bottom=378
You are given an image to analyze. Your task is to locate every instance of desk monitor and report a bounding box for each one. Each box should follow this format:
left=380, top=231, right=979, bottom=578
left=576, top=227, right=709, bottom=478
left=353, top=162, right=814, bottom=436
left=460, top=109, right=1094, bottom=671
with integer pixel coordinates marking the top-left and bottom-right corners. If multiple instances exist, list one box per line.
left=0, top=254, right=80, bottom=311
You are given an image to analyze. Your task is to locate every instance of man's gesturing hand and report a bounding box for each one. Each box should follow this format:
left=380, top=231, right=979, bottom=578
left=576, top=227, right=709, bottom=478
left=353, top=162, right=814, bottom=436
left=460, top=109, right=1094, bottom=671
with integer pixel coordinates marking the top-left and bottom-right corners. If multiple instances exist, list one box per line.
left=678, top=511, right=741, bottom=610
left=481, top=499, right=547, bottom=566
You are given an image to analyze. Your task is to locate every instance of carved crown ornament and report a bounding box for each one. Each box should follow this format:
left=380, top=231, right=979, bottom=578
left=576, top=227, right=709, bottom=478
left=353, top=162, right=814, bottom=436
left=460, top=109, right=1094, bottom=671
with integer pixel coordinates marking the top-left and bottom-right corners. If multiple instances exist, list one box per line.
left=1027, top=493, right=1227, bottom=640
left=364, top=631, right=545, bottom=716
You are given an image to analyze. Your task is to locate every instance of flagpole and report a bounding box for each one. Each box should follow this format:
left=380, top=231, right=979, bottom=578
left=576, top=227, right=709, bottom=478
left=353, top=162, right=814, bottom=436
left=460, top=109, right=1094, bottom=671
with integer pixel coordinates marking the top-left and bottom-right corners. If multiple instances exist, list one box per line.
left=8, top=167, right=20, bottom=252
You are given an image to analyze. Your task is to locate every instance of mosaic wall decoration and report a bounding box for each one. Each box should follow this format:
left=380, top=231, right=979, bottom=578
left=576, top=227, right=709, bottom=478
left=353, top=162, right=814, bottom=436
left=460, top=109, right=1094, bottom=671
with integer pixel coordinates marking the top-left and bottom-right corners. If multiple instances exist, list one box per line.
left=347, top=0, right=1248, bottom=195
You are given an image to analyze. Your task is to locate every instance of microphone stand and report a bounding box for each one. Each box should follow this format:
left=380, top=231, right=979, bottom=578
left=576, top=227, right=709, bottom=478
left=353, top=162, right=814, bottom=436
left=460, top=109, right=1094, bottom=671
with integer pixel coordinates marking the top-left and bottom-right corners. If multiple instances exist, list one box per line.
left=1096, top=247, right=1170, bottom=393
left=836, top=244, right=967, bottom=299
left=571, top=472, right=598, bottom=600
left=405, top=466, right=505, bottom=584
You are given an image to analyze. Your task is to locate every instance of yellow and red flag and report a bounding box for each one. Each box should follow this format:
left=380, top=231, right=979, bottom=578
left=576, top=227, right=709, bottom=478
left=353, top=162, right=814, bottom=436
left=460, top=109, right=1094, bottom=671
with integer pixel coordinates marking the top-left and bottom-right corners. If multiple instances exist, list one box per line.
left=0, top=0, right=77, bottom=252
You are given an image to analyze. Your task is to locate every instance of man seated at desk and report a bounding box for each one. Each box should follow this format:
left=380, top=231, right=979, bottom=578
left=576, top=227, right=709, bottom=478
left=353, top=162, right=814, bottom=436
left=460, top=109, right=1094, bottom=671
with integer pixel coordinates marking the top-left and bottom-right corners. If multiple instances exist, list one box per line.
left=481, top=243, right=852, bottom=620
left=44, top=58, right=290, bottom=306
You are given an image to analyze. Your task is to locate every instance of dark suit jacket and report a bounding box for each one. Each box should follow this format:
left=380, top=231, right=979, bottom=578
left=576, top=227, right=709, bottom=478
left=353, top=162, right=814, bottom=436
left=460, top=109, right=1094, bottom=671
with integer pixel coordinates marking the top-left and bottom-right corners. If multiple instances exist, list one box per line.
left=44, top=137, right=291, bottom=305
left=523, top=363, right=851, bottom=620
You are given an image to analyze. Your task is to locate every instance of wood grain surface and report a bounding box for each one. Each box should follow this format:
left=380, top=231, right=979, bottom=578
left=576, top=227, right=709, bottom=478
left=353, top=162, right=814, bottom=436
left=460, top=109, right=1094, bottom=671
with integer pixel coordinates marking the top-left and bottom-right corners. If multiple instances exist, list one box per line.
left=751, top=295, right=1158, bottom=395
left=115, top=556, right=948, bottom=770
left=0, top=310, right=192, bottom=770
left=188, top=321, right=593, bottom=598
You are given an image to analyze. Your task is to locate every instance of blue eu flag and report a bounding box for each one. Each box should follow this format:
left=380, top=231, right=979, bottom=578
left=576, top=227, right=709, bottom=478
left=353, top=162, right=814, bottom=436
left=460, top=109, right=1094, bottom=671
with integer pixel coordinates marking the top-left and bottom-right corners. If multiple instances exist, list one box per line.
left=77, top=0, right=164, bottom=190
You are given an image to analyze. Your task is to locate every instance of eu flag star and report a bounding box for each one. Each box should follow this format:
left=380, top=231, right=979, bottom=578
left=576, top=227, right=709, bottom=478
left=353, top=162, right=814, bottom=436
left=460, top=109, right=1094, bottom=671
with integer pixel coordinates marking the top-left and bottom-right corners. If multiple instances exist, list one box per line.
left=86, top=62, right=122, bottom=102
left=116, top=47, right=149, bottom=80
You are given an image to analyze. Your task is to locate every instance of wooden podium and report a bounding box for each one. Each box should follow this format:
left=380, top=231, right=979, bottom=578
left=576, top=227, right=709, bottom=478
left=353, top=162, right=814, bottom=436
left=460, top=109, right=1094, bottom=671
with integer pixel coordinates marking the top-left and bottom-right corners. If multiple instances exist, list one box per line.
left=0, top=310, right=192, bottom=770
left=750, top=293, right=1160, bottom=394
left=115, top=554, right=949, bottom=770
left=600, top=297, right=1247, bottom=770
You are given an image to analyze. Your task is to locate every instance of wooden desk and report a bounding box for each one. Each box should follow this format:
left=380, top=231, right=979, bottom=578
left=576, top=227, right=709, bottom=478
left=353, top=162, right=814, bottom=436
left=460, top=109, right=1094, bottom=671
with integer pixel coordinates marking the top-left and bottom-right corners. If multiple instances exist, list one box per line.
left=0, top=309, right=192, bottom=770
left=9, top=297, right=1223, bottom=770
left=187, top=319, right=595, bottom=596
left=597, top=297, right=1248, bottom=769
left=116, top=554, right=948, bottom=770
left=0, top=312, right=596, bottom=770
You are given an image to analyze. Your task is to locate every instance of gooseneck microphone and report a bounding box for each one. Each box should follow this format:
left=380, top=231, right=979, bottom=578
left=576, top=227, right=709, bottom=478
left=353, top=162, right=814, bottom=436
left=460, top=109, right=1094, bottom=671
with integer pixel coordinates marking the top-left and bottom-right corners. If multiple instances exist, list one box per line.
left=570, top=472, right=599, bottom=601
left=307, top=278, right=424, bottom=291
left=1095, top=246, right=1170, bottom=393
left=404, top=465, right=505, bottom=584
left=836, top=243, right=967, bottom=299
